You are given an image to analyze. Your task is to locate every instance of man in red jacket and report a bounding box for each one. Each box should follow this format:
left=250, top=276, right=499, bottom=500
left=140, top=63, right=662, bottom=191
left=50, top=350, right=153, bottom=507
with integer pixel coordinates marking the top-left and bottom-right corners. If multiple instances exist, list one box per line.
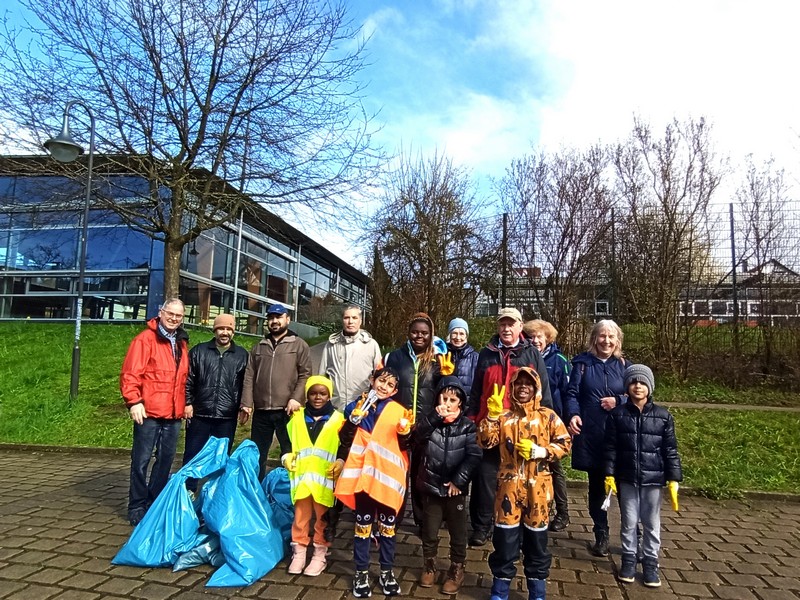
left=120, top=297, right=190, bottom=526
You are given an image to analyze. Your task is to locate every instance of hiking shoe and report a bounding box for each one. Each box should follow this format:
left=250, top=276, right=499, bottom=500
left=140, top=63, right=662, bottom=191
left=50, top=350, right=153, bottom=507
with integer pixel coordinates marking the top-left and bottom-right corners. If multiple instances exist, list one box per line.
left=353, top=570, right=372, bottom=598
left=548, top=513, right=570, bottom=532
left=441, top=562, right=464, bottom=594
left=642, top=560, right=661, bottom=587
left=379, top=569, right=401, bottom=596
left=589, top=530, right=609, bottom=557
left=128, top=508, right=146, bottom=527
left=618, top=554, right=636, bottom=583
left=419, top=557, right=437, bottom=587
left=469, top=529, right=489, bottom=547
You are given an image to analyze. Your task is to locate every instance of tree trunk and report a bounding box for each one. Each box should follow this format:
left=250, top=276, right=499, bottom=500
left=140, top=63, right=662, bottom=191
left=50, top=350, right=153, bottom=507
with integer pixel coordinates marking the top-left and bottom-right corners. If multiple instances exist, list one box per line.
left=163, top=238, right=183, bottom=299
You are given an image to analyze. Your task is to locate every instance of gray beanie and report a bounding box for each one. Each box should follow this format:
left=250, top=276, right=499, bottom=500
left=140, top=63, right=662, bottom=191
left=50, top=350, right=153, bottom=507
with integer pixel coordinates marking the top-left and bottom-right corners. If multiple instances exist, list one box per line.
left=448, top=318, right=469, bottom=336
left=624, top=364, right=655, bottom=395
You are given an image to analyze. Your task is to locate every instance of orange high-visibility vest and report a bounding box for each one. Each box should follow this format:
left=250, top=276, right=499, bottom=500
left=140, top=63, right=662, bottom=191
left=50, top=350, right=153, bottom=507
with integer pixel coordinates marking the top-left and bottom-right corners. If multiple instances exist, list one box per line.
left=334, top=400, right=409, bottom=513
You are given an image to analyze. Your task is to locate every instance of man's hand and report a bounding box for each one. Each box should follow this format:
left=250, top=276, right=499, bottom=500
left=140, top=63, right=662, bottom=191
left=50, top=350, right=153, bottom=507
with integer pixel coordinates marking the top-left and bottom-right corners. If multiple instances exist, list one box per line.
left=568, top=415, right=582, bottom=435
left=604, top=476, right=617, bottom=496
left=444, top=482, right=462, bottom=496
left=487, top=384, right=506, bottom=420
left=281, top=453, right=297, bottom=472
left=600, top=396, right=616, bottom=411
left=129, top=403, right=146, bottom=426
left=184, top=405, right=194, bottom=420
left=668, top=481, right=680, bottom=512
left=285, top=399, right=301, bottom=415
left=437, top=352, right=455, bottom=376
left=238, top=406, right=252, bottom=425
left=327, top=458, right=345, bottom=481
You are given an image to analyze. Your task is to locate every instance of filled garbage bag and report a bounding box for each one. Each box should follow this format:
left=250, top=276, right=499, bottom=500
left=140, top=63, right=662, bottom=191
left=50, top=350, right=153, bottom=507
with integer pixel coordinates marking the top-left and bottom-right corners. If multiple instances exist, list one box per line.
left=204, top=440, right=284, bottom=587
left=262, top=467, right=294, bottom=554
left=173, top=527, right=225, bottom=571
left=112, top=436, right=229, bottom=567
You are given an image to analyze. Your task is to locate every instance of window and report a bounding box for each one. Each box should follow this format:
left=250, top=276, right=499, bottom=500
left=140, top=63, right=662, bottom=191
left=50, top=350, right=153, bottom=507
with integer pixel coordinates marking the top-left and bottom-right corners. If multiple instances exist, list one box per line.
left=595, top=301, right=609, bottom=315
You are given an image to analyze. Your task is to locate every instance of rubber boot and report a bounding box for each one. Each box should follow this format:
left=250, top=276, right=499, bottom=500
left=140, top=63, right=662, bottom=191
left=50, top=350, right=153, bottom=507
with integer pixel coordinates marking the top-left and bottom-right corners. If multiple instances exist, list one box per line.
left=442, top=562, right=465, bottom=594
left=527, top=578, right=546, bottom=600
left=490, top=577, right=511, bottom=600
left=303, top=543, right=327, bottom=576
left=287, top=542, right=308, bottom=574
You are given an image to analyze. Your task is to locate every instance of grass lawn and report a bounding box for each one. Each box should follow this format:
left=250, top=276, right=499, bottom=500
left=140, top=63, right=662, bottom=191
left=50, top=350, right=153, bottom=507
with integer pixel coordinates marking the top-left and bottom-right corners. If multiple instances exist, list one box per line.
left=1, top=322, right=798, bottom=497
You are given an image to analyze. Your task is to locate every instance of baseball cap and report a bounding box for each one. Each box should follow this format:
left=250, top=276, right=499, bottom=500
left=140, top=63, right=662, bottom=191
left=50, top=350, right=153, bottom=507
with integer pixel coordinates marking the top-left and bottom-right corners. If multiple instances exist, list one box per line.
left=266, top=303, right=289, bottom=316
left=497, top=307, right=523, bottom=323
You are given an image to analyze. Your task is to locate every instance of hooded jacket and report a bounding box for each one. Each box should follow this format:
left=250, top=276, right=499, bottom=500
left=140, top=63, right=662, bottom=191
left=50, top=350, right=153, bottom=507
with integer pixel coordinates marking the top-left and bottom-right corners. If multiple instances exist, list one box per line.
left=120, top=318, right=189, bottom=419
left=477, top=367, right=571, bottom=529
left=414, top=377, right=482, bottom=497
left=565, top=351, right=630, bottom=471
left=604, top=398, right=683, bottom=487
left=185, top=338, right=249, bottom=419
left=241, top=330, right=312, bottom=410
left=319, top=329, right=382, bottom=410
left=540, top=342, right=570, bottom=419
left=447, top=342, right=479, bottom=398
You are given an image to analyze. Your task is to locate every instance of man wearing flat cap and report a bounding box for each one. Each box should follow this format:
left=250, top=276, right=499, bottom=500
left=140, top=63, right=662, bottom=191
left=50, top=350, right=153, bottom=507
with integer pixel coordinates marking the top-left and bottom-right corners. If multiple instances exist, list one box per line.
left=241, top=304, right=312, bottom=478
left=182, top=313, right=249, bottom=490
left=466, top=307, right=553, bottom=547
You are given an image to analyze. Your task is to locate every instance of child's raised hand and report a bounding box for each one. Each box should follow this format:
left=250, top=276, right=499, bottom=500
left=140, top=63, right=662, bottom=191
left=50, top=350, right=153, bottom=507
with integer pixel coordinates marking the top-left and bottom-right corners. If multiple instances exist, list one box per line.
left=397, top=408, right=414, bottom=435
left=437, top=352, right=455, bottom=376
left=487, top=384, right=506, bottom=420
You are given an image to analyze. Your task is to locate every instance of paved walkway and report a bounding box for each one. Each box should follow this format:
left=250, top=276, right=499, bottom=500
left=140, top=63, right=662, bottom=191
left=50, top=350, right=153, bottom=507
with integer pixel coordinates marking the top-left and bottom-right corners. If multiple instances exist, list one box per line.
left=1, top=447, right=799, bottom=600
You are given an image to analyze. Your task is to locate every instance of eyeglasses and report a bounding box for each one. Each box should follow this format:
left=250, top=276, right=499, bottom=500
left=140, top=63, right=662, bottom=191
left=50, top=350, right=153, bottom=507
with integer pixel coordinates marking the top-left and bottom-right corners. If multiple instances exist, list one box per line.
left=160, top=309, right=184, bottom=320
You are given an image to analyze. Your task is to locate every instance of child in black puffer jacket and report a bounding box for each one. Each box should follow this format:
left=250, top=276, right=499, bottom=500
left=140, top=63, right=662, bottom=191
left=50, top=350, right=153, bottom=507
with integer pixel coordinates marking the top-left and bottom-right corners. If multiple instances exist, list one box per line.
left=414, top=376, right=482, bottom=595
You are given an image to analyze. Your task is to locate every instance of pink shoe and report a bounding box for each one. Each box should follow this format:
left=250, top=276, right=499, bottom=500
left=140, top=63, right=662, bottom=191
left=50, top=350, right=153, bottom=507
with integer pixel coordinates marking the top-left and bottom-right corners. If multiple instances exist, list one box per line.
left=288, top=542, right=308, bottom=574
left=303, top=543, right=328, bottom=576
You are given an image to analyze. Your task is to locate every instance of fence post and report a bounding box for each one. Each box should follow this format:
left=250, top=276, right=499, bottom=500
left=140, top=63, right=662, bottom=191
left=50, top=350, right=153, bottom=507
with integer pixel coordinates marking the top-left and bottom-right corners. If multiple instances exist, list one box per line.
left=729, top=203, right=740, bottom=354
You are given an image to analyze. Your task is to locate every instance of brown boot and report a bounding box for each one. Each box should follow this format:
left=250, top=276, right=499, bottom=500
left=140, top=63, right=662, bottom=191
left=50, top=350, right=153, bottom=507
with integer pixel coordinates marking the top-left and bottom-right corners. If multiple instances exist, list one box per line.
left=419, top=557, right=437, bottom=587
left=442, top=561, right=465, bottom=594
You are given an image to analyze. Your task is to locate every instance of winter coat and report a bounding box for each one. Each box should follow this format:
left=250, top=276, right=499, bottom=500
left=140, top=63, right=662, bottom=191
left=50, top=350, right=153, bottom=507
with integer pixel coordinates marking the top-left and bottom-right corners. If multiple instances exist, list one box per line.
left=414, top=377, right=482, bottom=497
left=319, top=329, right=382, bottom=411
left=241, top=330, right=312, bottom=411
left=565, top=351, right=630, bottom=471
left=120, top=318, right=189, bottom=419
left=467, top=334, right=553, bottom=423
left=541, top=342, right=570, bottom=419
left=447, top=342, right=479, bottom=398
left=384, top=343, right=443, bottom=419
left=477, top=367, right=571, bottom=529
left=185, top=339, right=249, bottom=419
left=604, top=399, right=683, bottom=487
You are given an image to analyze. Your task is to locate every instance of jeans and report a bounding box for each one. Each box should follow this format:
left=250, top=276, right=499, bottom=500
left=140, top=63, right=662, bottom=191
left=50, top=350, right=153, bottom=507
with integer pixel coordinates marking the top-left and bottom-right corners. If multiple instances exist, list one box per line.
left=128, top=417, right=181, bottom=513
left=550, top=458, right=569, bottom=516
left=586, top=468, right=609, bottom=534
left=469, top=446, right=500, bottom=535
left=421, top=493, right=468, bottom=563
left=489, top=523, right=551, bottom=580
left=619, top=482, right=662, bottom=561
left=251, top=409, right=291, bottom=478
left=182, top=416, right=237, bottom=491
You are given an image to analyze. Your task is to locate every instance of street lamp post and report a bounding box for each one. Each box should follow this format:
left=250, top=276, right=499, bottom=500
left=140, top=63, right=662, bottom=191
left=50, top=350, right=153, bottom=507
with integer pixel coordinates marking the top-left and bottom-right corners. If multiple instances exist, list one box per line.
left=44, top=100, right=95, bottom=401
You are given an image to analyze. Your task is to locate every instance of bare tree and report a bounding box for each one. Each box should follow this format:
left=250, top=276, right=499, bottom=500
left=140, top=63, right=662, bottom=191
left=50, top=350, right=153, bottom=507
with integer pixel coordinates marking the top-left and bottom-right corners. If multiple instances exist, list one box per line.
left=368, top=150, right=500, bottom=341
left=0, top=0, right=381, bottom=297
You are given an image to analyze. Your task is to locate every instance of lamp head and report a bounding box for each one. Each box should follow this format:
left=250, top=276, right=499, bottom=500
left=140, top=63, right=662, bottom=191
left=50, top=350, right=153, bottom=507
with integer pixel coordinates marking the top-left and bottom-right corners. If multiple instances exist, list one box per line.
left=44, top=122, right=84, bottom=163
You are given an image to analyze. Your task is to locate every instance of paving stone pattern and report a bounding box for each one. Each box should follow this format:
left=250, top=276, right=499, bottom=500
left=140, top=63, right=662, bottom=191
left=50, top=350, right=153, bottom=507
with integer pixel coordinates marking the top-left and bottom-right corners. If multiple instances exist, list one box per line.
left=1, top=448, right=799, bottom=600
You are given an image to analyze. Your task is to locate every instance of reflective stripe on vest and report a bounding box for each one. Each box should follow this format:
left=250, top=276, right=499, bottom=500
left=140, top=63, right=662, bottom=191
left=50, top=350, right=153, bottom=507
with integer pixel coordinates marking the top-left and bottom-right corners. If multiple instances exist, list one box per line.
left=287, top=409, right=344, bottom=507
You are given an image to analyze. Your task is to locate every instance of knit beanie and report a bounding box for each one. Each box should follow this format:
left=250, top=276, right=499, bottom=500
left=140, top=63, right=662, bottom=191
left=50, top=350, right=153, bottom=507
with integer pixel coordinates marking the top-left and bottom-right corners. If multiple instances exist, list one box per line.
left=213, top=314, right=235, bottom=330
left=624, top=364, right=655, bottom=395
left=448, top=317, right=469, bottom=336
left=305, top=375, right=334, bottom=398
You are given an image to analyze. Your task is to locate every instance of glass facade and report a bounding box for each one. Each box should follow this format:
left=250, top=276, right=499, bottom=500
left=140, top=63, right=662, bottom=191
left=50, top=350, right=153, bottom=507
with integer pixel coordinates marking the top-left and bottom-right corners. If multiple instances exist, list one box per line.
left=0, top=165, right=369, bottom=332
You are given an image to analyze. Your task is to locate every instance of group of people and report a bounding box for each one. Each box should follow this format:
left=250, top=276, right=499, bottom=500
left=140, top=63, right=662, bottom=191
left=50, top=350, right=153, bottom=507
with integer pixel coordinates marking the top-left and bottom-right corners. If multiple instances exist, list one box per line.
left=119, top=299, right=682, bottom=600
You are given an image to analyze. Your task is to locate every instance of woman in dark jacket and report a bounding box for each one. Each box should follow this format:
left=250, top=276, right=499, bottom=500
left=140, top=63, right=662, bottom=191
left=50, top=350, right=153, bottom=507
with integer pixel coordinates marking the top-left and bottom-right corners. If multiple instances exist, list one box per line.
left=565, top=319, right=630, bottom=557
left=414, top=376, right=482, bottom=595
left=446, top=318, right=479, bottom=398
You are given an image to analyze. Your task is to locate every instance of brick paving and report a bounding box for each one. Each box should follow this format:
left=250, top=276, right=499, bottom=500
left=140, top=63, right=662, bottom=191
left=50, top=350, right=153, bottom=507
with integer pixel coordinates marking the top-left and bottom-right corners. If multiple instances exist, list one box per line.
left=1, top=447, right=799, bottom=600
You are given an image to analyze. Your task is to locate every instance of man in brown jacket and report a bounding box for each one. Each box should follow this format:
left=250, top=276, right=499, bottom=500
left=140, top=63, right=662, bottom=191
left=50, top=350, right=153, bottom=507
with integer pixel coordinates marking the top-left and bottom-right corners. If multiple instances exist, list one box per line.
left=241, top=304, right=312, bottom=478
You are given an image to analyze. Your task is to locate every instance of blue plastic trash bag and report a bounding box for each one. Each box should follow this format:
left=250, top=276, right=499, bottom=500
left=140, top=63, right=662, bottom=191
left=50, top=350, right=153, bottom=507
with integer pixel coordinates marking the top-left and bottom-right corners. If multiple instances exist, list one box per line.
left=204, top=440, right=284, bottom=587
left=112, top=437, right=229, bottom=567
left=173, top=527, right=225, bottom=571
left=262, top=467, right=294, bottom=554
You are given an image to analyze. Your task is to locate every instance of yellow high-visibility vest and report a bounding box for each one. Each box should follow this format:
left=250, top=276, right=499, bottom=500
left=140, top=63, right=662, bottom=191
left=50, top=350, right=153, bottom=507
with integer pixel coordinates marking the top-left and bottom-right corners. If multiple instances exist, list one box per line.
left=287, top=409, right=345, bottom=507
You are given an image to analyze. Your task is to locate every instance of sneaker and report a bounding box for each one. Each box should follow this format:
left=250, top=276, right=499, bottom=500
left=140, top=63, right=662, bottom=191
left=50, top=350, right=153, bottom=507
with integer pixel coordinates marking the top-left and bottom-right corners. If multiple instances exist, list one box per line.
left=589, top=530, right=609, bottom=557
left=618, top=554, right=636, bottom=583
left=642, top=560, right=661, bottom=588
left=548, top=513, right=570, bottom=532
left=128, top=508, right=146, bottom=527
left=353, top=570, right=372, bottom=598
left=379, top=569, right=401, bottom=596
left=469, top=530, right=489, bottom=547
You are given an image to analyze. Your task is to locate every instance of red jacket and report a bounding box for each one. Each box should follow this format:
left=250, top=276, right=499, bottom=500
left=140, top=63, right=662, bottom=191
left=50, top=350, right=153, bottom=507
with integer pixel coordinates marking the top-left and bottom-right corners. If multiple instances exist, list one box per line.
left=120, top=318, right=189, bottom=419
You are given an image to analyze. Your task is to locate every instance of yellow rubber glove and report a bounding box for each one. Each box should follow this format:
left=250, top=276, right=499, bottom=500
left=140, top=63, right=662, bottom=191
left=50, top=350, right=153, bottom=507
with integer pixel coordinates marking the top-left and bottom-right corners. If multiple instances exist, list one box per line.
left=437, top=352, right=455, bottom=376
left=668, top=481, right=680, bottom=512
left=515, top=438, right=533, bottom=460
left=604, top=476, right=617, bottom=496
left=281, top=452, right=297, bottom=472
left=486, top=384, right=506, bottom=420
left=327, top=458, right=345, bottom=481
left=397, top=408, right=414, bottom=435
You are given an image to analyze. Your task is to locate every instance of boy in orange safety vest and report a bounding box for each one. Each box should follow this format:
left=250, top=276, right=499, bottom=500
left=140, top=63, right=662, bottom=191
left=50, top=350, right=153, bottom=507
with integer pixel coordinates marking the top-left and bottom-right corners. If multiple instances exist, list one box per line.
left=334, top=367, right=413, bottom=598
